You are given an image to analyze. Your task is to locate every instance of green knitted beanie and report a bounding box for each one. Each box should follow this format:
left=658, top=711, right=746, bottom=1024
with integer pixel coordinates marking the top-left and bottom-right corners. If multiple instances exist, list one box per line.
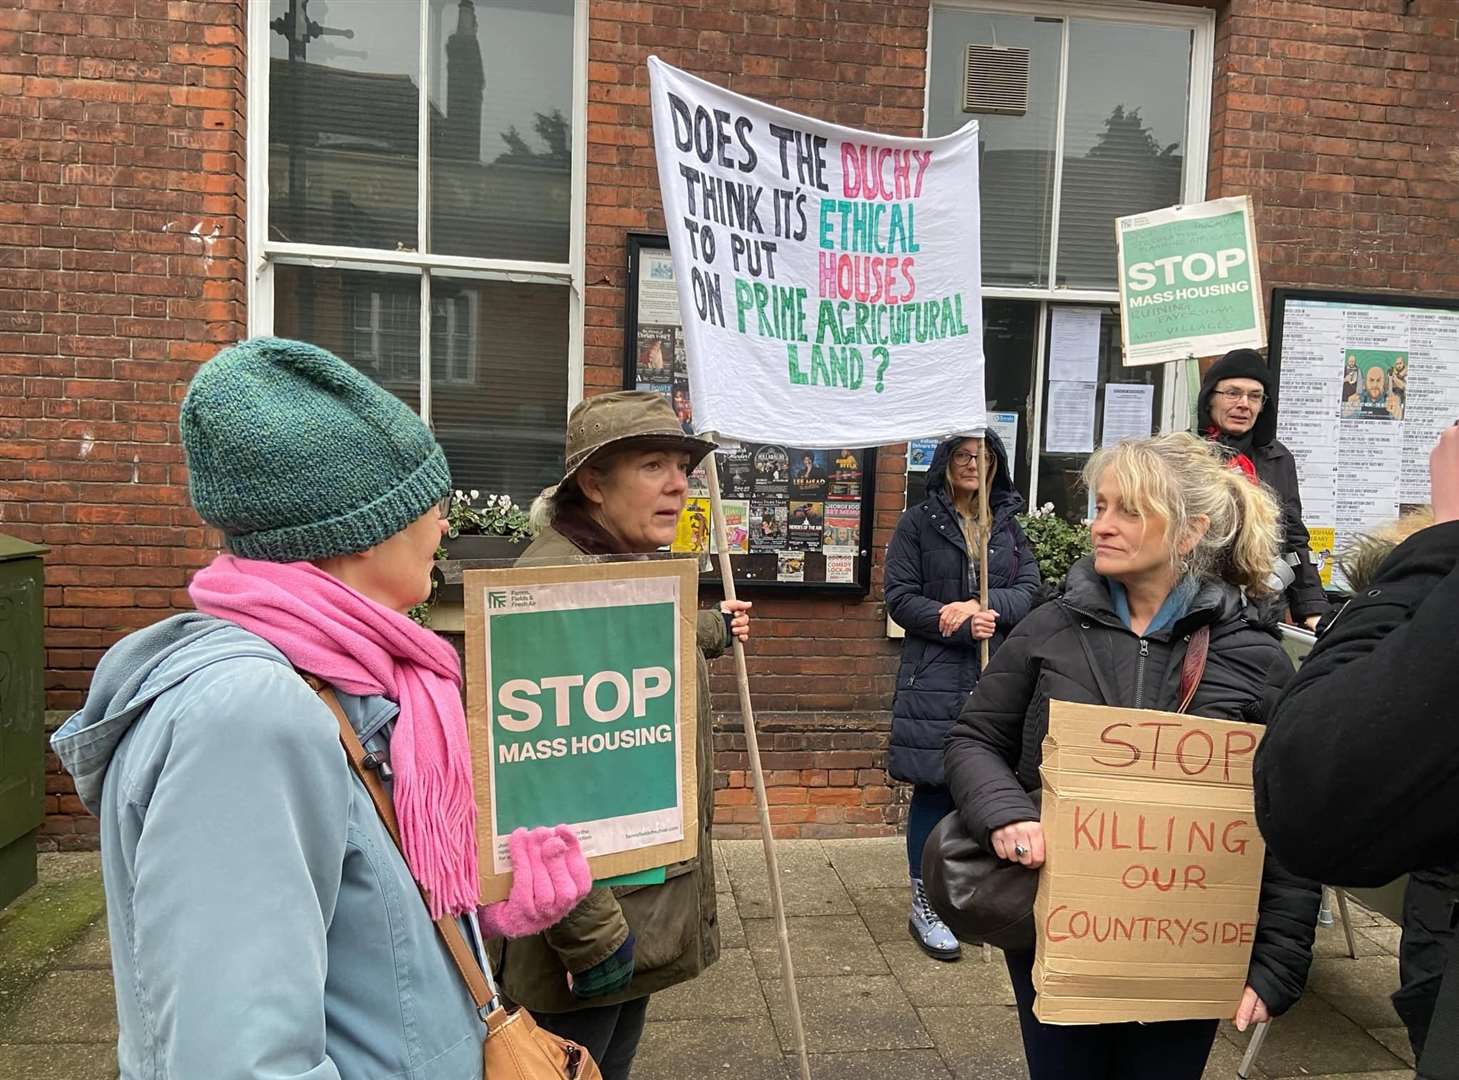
left=180, top=336, right=451, bottom=562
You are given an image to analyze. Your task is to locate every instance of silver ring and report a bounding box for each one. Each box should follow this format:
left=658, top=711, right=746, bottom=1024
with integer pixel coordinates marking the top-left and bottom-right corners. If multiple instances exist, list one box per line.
left=1014, top=844, right=1029, bottom=858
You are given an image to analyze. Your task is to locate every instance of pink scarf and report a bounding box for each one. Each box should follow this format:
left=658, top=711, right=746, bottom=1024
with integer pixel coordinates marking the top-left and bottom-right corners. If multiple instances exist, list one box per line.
left=190, top=554, right=477, bottom=918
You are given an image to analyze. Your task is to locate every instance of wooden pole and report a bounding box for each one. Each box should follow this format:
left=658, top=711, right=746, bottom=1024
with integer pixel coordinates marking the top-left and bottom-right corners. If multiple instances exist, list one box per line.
left=978, top=437, right=991, bottom=670
left=704, top=451, right=813, bottom=1080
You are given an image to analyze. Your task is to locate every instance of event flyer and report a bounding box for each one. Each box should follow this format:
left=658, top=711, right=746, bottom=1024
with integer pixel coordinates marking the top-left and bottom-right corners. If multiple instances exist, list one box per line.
left=1275, top=296, right=1459, bottom=586
left=823, top=501, right=860, bottom=553
left=750, top=497, right=789, bottom=551
left=711, top=499, right=751, bottom=555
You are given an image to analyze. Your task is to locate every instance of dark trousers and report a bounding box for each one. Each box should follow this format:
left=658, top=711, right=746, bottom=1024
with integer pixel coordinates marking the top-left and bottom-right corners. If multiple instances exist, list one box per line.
left=906, top=784, right=957, bottom=878
left=534, top=995, right=650, bottom=1080
left=1004, top=950, right=1219, bottom=1080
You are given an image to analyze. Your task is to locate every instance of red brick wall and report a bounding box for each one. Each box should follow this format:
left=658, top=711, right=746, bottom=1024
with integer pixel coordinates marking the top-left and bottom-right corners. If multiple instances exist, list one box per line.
left=20, top=0, right=1459, bottom=848
left=1208, top=0, right=1459, bottom=296
left=1, top=0, right=246, bottom=849
left=584, top=1, right=932, bottom=838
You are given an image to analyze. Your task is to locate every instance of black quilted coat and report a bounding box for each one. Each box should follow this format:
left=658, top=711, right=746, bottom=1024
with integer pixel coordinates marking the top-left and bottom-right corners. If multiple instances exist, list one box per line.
left=943, top=558, right=1320, bottom=1016
left=884, top=431, right=1041, bottom=786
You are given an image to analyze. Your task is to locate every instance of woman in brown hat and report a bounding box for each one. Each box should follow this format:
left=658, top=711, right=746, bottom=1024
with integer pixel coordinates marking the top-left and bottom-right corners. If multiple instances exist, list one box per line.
left=493, top=390, right=751, bottom=1080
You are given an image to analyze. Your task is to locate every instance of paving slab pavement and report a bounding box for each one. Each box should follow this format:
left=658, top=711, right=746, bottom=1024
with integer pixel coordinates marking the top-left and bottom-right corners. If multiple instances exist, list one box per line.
left=0, top=838, right=1427, bottom=1080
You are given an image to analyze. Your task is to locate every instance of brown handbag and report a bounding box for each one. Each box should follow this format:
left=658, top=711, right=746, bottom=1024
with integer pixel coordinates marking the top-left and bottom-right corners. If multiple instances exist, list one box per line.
left=311, top=681, right=602, bottom=1080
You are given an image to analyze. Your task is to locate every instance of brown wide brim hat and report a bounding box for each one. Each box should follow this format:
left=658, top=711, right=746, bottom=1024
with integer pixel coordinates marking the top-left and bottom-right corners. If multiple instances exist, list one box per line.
left=557, top=390, right=717, bottom=490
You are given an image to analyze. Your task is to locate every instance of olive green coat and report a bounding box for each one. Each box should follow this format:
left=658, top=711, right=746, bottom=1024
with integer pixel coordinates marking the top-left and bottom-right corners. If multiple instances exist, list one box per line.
left=489, top=524, right=723, bottom=1013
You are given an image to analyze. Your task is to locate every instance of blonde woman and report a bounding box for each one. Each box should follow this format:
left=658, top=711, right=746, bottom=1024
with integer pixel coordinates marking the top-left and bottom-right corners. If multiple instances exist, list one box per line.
left=943, top=432, right=1319, bottom=1080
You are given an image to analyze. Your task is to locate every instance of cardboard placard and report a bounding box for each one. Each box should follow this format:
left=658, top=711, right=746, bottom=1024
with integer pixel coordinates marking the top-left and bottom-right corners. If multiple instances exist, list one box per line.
left=464, top=559, right=700, bottom=902
left=1033, top=701, right=1265, bottom=1025
left=1116, top=195, right=1265, bottom=367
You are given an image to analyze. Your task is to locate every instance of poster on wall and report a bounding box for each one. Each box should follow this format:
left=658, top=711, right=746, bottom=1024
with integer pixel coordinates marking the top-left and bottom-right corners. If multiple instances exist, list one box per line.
left=1116, top=196, right=1265, bottom=367
left=647, top=56, right=987, bottom=448
left=626, top=233, right=876, bottom=592
left=1270, top=288, right=1459, bottom=590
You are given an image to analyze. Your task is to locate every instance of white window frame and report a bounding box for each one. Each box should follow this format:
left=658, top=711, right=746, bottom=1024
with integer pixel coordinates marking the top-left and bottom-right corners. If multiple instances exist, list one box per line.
left=244, top=0, right=587, bottom=424
left=924, top=0, right=1216, bottom=494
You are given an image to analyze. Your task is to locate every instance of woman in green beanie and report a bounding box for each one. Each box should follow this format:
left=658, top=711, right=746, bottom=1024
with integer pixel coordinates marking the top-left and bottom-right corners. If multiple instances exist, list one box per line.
left=52, top=337, right=592, bottom=1079
left=492, top=390, right=751, bottom=1080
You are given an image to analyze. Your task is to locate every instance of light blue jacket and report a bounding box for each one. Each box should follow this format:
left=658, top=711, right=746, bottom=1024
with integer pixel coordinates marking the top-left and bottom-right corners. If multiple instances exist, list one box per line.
left=51, top=613, right=486, bottom=1080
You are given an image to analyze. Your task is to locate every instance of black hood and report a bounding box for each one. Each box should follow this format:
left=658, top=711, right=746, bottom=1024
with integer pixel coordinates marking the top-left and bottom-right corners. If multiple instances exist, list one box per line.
left=1198, top=348, right=1277, bottom=448
left=924, top=429, right=1022, bottom=516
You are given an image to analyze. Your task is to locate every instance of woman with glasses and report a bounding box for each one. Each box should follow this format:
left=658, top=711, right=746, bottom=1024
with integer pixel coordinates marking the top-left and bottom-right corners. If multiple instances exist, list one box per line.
left=884, top=431, right=1041, bottom=961
left=1197, top=348, right=1328, bottom=629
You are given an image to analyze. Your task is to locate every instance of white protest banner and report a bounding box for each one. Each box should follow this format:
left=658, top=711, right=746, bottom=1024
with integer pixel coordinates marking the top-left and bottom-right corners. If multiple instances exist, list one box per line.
left=1116, top=195, right=1265, bottom=367
left=649, top=57, right=986, bottom=448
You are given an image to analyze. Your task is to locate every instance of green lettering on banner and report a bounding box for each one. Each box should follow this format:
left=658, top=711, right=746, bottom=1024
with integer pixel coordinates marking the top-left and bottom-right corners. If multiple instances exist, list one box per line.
left=490, top=602, right=678, bottom=830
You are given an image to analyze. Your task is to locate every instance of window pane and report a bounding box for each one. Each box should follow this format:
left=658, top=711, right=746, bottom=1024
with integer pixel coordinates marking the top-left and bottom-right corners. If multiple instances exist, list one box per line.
left=427, top=0, right=574, bottom=262
left=1055, top=21, right=1191, bottom=289
left=272, top=264, right=422, bottom=412
left=1037, top=306, right=1162, bottom=520
left=928, top=9, right=1062, bottom=287
left=429, top=278, right=569, bottom=506
left=268, top=0, right=420, bottom=249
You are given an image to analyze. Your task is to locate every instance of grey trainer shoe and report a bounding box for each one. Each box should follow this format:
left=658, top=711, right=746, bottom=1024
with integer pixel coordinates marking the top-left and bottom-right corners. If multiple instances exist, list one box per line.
left=909, top=877, right=961, bottom=961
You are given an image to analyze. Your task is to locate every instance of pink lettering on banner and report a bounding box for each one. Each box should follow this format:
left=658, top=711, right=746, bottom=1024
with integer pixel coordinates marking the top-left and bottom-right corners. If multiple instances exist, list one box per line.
left=840, top=144, right=934, bottom=201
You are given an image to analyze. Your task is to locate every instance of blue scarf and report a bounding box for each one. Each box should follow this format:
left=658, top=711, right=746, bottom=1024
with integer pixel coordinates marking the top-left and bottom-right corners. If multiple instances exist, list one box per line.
left=1108, top=576, right=1200, bottom=636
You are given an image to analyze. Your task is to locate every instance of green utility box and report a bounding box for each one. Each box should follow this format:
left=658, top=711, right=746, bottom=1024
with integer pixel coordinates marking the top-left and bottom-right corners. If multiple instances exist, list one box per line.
left=0, top=535, right=47, bottom=911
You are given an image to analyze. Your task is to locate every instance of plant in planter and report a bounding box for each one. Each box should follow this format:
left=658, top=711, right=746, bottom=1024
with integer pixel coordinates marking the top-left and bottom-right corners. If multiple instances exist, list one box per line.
left=1015, top=502, right=1093, bottom=590
left=409, top=489, right=535, bottom=625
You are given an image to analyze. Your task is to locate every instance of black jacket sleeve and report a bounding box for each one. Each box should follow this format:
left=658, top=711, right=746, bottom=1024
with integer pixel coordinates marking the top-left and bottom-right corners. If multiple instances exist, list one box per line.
left=1247, top=847, right=1321, bottom=1017
left=943, top=613, right=1046, bottom=842
left=1271, top=451, right=1328, bottom=621
left=1254, top=520, right=1459, bottom=885
left=985, top=524, right=1043, bottom=634
left=885, top=510, right=952, bottom=645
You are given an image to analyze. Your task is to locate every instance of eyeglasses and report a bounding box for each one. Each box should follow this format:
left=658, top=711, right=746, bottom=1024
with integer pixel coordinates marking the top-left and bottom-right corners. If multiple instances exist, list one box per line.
left=1215, top=388, right=1266, bottom=406
left=435, top=494, right=453, bottom=518
left=951, top=449, right=981, bottom=466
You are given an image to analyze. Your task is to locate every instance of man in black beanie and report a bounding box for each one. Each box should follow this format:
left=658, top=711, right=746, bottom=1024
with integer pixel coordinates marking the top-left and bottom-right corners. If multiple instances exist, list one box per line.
left=1196, top=348, right=1328, bottom=628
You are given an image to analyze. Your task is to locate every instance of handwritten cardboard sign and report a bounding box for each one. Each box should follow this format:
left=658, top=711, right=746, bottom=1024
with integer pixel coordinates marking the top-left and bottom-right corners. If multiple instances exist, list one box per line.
left=647, top=57, right=986, bottom=448
left=1033, top=701, right=1265, bottom=1024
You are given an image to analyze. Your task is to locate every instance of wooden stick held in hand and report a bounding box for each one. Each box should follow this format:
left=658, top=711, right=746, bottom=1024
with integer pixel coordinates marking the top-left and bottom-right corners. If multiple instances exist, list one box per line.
left=704, top=451, right=813, bottom=1080
left=979, top=438, right=991, bottom=671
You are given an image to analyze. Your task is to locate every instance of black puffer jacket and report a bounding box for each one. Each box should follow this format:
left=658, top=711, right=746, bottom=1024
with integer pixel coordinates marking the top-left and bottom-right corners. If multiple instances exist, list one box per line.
left=1256, top=521, right=1459, bottom=1072
left=884, top=431, right=1041, bottom=786
left=944, top=558, right=1319, bottom=1016
left=1198, top=351, right=1328, bottom=621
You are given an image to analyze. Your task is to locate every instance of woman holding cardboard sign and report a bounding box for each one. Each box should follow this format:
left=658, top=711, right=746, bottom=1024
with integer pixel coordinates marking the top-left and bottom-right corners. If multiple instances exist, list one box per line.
left=500, top=390, right=752, bottom=1080
left=943, top=432, right=1319, bottom=1080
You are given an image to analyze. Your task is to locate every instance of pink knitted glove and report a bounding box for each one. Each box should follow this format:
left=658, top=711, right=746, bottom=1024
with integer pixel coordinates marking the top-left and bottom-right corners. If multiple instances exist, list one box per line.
left=478, top=825, right=592, bottom=939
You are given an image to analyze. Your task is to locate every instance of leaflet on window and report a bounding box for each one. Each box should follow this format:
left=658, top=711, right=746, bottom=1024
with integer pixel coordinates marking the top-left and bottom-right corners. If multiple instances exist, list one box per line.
left=1049, top=307, right=1103, bottom=383
left=1100, top=384, right=1154, bottom=447
left=1044, top=382, right=1096, bottom=454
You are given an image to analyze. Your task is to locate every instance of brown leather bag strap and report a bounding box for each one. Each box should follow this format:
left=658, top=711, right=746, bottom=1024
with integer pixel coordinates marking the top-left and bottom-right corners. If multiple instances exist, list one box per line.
left=1176, top=625, right=1211, bottom=714
left=306, top=677, right=495, bottom=1012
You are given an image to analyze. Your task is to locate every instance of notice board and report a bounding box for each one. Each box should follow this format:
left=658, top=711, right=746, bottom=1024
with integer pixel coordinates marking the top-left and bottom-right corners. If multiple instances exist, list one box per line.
left=1270, top=287, right=1459, bottom=590
left=624, top=233, right=876, bottom=593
